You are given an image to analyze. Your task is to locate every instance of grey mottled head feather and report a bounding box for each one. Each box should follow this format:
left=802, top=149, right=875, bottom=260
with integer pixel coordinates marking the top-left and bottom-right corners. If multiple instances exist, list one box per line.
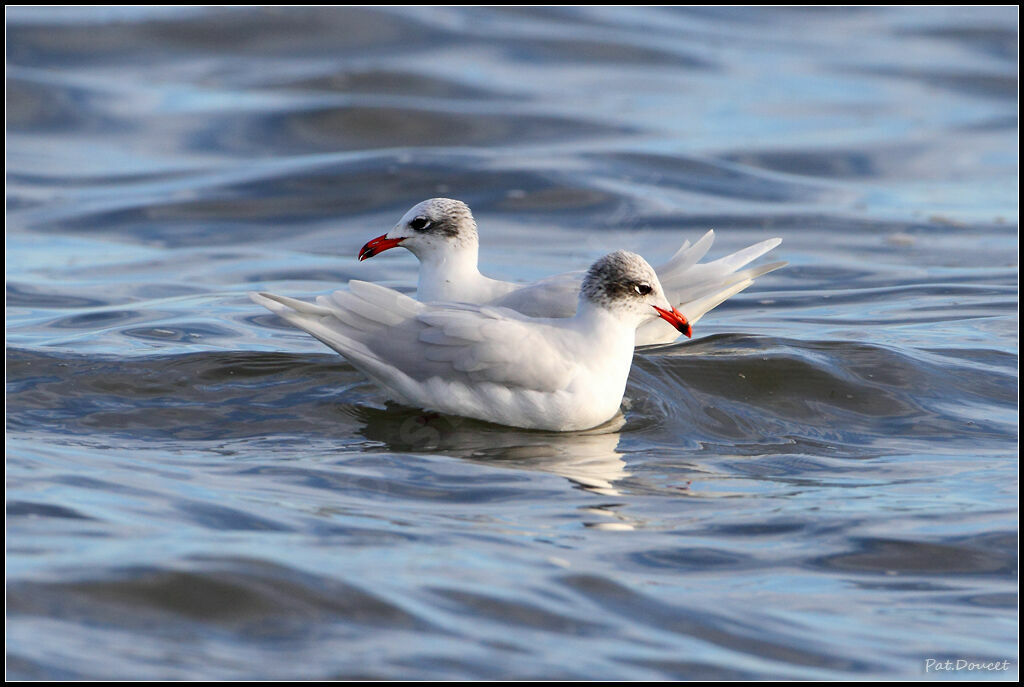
left=581, top=250, right=661, bottom=309
left=408, top=198, right=477, bottom=244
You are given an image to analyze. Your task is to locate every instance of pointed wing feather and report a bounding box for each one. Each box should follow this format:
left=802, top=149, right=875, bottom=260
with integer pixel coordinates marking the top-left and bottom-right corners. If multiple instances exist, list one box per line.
left=638, top=234, right=783, bottom=345
left=657, top=236, right=783, bottom=317
left=658, top=237, right=783, bottom=304
left=653, top=229, right=715, bottom=279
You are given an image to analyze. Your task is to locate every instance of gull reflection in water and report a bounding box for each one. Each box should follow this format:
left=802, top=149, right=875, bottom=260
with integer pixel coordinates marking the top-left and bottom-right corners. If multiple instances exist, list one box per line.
left=355, top=405, right=631, bottom=499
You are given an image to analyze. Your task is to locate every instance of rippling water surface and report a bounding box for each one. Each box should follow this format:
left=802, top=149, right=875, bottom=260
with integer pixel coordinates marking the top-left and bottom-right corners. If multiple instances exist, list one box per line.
left=6, top=6, right=1018, bottom=680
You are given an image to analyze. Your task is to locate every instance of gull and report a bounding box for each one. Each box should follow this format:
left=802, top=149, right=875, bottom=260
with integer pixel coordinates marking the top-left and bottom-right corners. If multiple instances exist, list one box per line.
left=252, top=251, right=700, bottom=432
left=358, top=198, right=784, bottom=345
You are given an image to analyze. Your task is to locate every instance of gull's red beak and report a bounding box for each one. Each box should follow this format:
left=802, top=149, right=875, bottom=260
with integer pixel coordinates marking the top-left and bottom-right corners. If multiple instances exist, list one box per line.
left=653, top=305, right=692, bottom=338
left=358, top=234, right=405, bottom=261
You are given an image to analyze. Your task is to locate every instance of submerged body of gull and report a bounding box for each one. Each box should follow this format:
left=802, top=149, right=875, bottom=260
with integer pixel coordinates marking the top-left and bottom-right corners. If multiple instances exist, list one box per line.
left=253, top=251, right=693, bottom=431
left=359, top=198, right=784, bottom=345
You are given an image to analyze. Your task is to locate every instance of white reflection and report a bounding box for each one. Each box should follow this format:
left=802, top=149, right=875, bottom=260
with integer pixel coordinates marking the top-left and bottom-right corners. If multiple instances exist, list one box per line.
left=357, top=407, right=630, bottom=497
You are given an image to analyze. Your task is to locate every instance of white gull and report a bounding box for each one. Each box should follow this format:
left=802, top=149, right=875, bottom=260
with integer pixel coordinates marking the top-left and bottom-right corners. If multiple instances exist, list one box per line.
left=252, top=251, right=691, bottom=432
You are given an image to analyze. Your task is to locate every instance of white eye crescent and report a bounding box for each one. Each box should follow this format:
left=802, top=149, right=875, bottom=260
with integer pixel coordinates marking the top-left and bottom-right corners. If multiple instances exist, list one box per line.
left=634, top=283, right=652, bottom=296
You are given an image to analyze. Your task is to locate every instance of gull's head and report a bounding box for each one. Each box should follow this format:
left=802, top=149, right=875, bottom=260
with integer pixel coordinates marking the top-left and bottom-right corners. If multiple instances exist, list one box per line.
left=359, top=198, right=478, bottom=262
left=581, top=250, right=691, bottom=337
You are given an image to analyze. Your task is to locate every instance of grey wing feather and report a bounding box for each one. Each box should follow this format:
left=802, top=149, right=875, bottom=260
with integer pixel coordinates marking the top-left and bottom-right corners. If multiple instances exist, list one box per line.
left=488, top=270, right=584, bottom=317
left=252, top=282, right=576, bottom=394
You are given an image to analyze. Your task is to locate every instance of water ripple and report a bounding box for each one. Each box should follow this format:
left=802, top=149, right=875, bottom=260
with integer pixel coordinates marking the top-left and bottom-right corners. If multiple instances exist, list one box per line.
left=6, top=5, right=1018, bottom=681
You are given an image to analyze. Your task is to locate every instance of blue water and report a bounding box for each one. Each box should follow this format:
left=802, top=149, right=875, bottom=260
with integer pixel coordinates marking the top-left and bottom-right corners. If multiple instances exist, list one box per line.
left=6, top=6, right=1018, bottom=680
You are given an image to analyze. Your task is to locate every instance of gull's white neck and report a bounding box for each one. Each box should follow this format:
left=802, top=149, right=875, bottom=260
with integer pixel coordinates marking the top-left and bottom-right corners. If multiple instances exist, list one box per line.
left=414, top=242, right=494, bottom=303
left=564, top=298, right=645, bottom=426
left=571, top=298, right=645, bottom=349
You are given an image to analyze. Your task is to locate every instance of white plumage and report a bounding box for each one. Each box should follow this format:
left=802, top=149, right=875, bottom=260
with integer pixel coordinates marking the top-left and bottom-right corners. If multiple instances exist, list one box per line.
left=358, top=198, right=784, bottom=345
left=253, top=251, right=694, bottom=431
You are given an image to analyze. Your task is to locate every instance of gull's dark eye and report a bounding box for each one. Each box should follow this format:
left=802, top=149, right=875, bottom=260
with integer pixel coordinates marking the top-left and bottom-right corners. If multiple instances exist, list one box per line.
left=633, top=283, right=653, bottom=296
left=410, top=216, right=432, bottom=232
